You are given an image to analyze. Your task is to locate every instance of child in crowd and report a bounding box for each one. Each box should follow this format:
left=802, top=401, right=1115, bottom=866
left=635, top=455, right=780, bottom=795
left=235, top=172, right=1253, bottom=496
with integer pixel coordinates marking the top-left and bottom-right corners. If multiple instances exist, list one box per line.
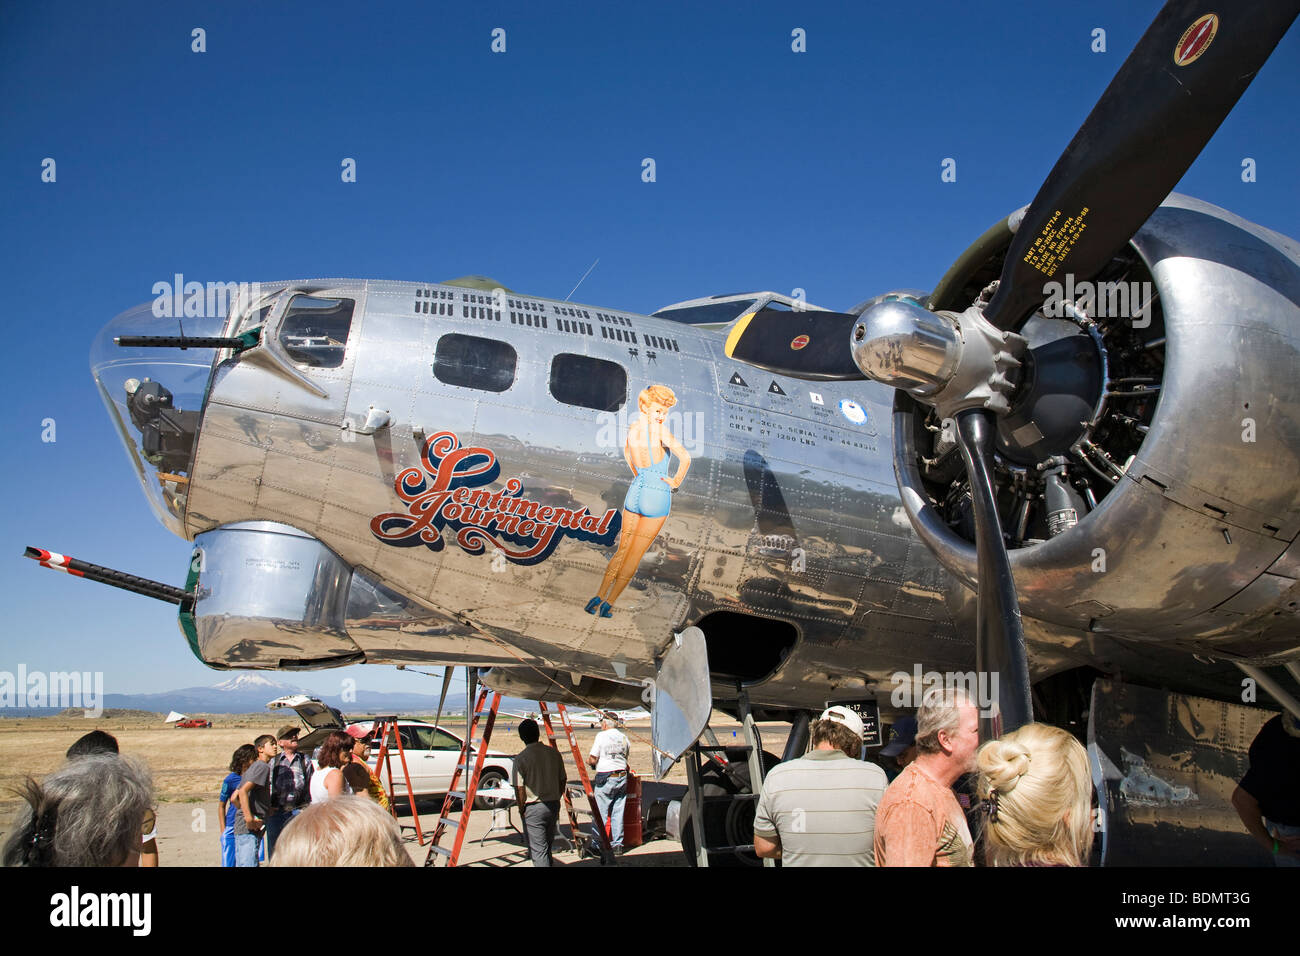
left=219, top=745, right=258, bottom=867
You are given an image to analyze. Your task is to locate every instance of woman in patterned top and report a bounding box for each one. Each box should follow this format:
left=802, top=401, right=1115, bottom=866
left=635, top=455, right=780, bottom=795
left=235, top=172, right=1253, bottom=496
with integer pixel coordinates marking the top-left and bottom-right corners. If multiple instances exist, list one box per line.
left=343, top=726, right=390, bottom=810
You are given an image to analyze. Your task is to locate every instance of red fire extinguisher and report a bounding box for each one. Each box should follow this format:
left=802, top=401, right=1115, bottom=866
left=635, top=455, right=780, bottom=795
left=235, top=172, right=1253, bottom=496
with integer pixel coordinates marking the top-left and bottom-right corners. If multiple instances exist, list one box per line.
left=624, top=771, right=642, bottom=848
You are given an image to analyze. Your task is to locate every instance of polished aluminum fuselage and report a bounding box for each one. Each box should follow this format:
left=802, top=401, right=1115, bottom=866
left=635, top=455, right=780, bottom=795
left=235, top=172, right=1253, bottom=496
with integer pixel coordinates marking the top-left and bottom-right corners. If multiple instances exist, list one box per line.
left=183, top=280, right=973, bottom=709
left=170, top=195, right=1299, bottom=712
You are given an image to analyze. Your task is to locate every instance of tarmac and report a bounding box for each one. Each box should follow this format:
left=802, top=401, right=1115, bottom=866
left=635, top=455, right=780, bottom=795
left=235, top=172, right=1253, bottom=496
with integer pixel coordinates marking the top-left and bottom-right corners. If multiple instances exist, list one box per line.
left=146, top=778, right=694, bottom=867
left=386, top=780, right=690, bottom=867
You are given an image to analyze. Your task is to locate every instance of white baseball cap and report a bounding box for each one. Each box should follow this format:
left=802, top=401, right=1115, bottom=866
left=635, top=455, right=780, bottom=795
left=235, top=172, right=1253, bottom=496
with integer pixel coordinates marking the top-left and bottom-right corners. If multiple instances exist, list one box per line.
left=819, top=706, right=865, bottom=740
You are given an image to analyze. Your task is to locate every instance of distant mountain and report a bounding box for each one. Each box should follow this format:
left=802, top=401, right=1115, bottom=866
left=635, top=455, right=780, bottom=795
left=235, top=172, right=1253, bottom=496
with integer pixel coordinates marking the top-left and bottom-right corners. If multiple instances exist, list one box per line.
left=95, top=675, right=311, bottom=715
left=211, top=674, right=301, bottom=694
left=4, top=673, right=538, bottom=719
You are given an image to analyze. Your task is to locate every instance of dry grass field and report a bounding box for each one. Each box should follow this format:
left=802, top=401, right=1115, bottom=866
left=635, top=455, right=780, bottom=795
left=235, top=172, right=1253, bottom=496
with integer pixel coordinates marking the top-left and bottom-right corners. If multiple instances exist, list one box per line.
left=0, top=711, right=291, bottom=808
left=0, top=710, right=772, bottom=866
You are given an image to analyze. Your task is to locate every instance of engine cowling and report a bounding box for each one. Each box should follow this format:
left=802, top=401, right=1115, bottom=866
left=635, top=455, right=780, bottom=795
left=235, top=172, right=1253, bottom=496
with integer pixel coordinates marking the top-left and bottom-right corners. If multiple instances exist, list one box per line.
left=899, top=194, right=1300, bottom=658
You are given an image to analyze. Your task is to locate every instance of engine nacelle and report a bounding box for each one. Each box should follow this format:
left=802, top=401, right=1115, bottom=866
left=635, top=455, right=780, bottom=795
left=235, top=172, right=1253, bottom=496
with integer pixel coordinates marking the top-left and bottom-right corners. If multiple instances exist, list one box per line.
left=902, top=195, right=1300, bottom=660
left=184, top=521, right=518, bottom=670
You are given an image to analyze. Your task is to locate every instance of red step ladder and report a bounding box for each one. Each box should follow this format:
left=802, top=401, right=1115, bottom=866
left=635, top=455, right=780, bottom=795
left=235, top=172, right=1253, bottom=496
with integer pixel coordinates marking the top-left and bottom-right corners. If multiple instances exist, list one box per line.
left=539, top=702, right=613, bottom=860
left=425, top=694, right=613, bottom=866
left=425, top=687, right=502, bottom=866
left=368, top=715, right=425, bottom=843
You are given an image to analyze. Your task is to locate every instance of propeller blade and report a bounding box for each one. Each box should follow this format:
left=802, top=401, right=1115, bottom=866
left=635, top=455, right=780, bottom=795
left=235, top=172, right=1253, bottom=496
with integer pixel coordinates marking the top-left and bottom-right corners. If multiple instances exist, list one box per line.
left=952, top=411, right=1032, bottom=735
left=722, top=307, right=862, bottom=380
left=984, top=0, right=1300, bottom=330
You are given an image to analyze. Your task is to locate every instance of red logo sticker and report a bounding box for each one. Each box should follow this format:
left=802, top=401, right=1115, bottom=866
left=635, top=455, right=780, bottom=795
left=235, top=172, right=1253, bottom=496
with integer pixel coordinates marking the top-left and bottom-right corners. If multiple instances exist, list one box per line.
left=790, top=334, right=810, bottom=351
left=1174, top=13, right=1218, bottom=67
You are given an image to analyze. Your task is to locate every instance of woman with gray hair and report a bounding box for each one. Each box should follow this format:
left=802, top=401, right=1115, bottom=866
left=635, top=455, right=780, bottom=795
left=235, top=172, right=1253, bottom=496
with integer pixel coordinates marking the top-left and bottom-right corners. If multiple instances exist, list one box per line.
left=3, top=754, right=154, bottom=867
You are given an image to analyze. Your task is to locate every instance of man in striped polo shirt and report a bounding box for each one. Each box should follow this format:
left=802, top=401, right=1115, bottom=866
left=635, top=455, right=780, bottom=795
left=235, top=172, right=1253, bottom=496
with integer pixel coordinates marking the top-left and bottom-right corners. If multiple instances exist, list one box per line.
left=752, top=706, right=889, bottom=866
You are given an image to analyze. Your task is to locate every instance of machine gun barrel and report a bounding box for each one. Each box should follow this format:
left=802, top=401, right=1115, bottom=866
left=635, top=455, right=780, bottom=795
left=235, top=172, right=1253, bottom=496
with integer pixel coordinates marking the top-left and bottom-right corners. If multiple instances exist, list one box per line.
left=114, top=335, right=250, bottom=350
left=24, top=547, right=193, bottom=611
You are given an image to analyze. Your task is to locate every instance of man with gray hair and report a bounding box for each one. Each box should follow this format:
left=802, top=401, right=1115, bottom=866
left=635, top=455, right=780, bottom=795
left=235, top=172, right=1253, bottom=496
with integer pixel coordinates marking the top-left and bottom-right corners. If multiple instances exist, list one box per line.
left=752, top=706, right=889, bottom=866
left=874, top=689, right=979, bottom=866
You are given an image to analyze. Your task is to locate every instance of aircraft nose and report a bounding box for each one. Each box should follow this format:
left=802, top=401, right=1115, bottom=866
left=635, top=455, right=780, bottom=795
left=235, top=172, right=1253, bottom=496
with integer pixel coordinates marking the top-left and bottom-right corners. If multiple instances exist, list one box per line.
left=91, top=302, right=226, bottom=537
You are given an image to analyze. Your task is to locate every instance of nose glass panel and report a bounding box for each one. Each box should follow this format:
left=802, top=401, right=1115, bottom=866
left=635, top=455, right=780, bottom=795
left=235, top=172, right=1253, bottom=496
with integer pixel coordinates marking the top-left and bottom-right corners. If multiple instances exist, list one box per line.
left=91, top=303, right=227, bottom=537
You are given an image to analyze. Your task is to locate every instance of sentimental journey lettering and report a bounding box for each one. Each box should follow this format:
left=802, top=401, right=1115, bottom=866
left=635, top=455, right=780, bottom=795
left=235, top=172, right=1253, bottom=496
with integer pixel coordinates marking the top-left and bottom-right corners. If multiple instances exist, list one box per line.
left=371, top=431, right=620, bottom=565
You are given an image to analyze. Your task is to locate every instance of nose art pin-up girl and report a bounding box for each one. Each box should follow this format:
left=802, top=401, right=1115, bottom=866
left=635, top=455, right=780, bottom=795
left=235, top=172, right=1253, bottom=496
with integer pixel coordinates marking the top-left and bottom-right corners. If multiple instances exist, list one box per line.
left=586, top=385, right=691, bottom=617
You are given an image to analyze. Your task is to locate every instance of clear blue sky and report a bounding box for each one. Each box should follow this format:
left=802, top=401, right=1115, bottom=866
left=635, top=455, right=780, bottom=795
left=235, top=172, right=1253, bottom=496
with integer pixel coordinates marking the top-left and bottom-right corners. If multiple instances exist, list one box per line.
left=2, top=1, right=1297, bottom=696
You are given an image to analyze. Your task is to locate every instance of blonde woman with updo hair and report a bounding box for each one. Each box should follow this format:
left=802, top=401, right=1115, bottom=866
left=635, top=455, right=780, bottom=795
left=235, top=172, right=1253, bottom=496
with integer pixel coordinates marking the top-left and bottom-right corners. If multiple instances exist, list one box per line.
left=976, top=723, right=1093, bottom=866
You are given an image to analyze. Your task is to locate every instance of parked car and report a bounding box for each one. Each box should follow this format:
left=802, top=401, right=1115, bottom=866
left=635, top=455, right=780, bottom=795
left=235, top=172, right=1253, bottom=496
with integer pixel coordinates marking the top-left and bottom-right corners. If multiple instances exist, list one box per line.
left=266, top=695, right=514, bottom=808
left=174, top=718, right=212, bottom=728
left=356, top=719, right=515, bottom=807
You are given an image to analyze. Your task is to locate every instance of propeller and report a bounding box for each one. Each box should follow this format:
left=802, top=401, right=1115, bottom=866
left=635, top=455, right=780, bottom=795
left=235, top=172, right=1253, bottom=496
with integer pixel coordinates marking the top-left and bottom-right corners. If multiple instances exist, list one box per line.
left=722, top=0, right=1300, bottom=735
left=984, top=0, right=1300, bottom=331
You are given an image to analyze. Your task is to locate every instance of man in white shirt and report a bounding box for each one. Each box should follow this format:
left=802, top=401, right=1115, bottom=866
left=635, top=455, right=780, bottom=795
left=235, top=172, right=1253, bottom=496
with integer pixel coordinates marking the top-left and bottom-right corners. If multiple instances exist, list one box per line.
left=587, top=712, right=630, bottom=856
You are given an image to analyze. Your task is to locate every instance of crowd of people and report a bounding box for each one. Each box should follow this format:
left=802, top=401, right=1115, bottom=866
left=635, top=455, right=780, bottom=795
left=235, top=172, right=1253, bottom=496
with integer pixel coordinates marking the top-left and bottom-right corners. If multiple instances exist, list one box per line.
left=752, top=689, right=1298, bottom=868
left=5, top=695, right=1295, bottom=868
left=0, top=724, right=410, bottom=868
left=754, top=690, right=1099, bottom=867
left=220, top=724, right=408, bottom=867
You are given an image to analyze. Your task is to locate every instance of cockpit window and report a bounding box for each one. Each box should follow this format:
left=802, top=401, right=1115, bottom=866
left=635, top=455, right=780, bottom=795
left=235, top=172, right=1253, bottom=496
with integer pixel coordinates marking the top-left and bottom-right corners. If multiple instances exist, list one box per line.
left=231, top=287, right=285, bottom=336
left=549, top=353, right=626, bottom=411
left=279, top=295, right=354, bottom=368
left=433, top=333, right=517, bottom=392
left=242, top=303, right=275, bottom=333
left=652, top=299, right=756, bottom=326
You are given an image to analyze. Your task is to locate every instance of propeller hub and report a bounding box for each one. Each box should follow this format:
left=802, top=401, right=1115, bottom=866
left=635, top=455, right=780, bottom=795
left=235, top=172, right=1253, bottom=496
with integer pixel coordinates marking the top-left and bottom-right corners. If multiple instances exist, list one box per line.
left=850, top=297, right=962, bottom=396
left=852, top=298, right=1027, bottom=417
